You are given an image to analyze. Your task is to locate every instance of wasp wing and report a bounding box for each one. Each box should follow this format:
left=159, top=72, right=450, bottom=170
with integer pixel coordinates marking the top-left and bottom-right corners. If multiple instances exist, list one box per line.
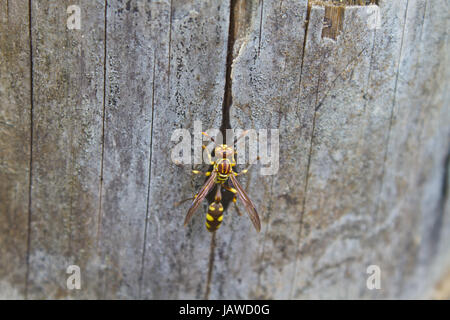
left=229, top=174, right=261, bottom=232
left=183, top=171, right=217, bottom=227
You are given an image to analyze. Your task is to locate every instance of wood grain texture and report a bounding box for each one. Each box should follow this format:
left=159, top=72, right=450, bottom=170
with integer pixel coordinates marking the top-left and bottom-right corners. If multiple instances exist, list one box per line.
left=0, top=0, right=30, bottom=299
left=369, top=0, right=450, bottom=298
left=292, top=4, right=378, bottom=299
left=27, top=0, right=105, bottom=299
left=140, top=0, right=228, bottom=299
left=216, top=0, right=311, bottom=299
left=0, top=0, right=448, bottom=299
left=94, top=0, right=228, bottom=299
left=97, top=0, right=169, bottom=300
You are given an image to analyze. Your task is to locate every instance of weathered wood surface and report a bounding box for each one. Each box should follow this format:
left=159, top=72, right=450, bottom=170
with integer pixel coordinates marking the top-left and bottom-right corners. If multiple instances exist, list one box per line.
left=24, top=0, right=106, bottom=299
left=0, top=0, right=31, bottom=298
left=0, top=0, right=449, bottom=299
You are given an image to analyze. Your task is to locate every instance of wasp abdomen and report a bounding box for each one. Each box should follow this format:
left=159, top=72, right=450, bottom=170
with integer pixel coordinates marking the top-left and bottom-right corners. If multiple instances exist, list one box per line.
left=205, top=202, right=224, bottom=232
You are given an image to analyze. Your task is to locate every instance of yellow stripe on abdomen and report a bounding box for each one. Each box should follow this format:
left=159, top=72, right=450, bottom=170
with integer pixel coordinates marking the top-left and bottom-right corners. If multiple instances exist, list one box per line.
left=205, top=202, right=224, bottom=232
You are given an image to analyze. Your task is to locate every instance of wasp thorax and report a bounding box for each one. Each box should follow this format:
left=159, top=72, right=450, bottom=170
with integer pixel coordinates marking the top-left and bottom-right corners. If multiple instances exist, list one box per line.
left=214, top=144, right=234, bottom=159
left=216, top=159, right=232, bottom=175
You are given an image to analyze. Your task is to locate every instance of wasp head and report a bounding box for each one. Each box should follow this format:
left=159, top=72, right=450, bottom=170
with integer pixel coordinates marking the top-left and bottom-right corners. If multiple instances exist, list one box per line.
left=214, top=144, right=234, bottom=160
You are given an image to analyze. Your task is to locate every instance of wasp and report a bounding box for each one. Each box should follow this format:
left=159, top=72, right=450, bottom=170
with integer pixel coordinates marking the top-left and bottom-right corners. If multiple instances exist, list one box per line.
left=182, top=131, right=261, bottom=232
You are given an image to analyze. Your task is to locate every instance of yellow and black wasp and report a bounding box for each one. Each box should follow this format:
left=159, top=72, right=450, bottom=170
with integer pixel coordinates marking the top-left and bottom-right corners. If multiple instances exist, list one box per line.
left=183, top=131, right=261, bottom=232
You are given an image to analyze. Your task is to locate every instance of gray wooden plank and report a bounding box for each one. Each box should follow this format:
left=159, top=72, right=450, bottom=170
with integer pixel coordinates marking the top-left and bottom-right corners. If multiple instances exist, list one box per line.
left=209, top=0, right=311, bottom=299
left=365, top=0, right=431, bottom=298
left=0, top=0, right=448, bottom=300
left=27, top=0, right=105, bottom=299
left=290, top=0, right=449, bottom=299
left=0, top=0, right=31, bottom=299
left=353, top=0, right=410, bottom=299
left=140, top=0, right=228, bottom=299
left=372, top=0, right=450, bottom=298
left=97, top=0, right=171, bottom=299
left=427, top=0, right=450, bottom=283
left=290, top=4, right=377, bottom=299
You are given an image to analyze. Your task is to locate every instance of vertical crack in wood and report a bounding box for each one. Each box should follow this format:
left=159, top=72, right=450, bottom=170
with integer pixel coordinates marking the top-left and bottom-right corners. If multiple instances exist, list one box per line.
left=288, top=1, right=313, bottom=299
left=290, top=61, right=323, bottom=298
left=293, top=2, right=312, bottom=125
left=204, top=231, right=216, bottom=299
left=433, top=150, right=450, bottom=255
left=205, top=0, right=239, bottom=298
left=220, top=0, right=238, bottom=141
left=315, top=47, right=367, bottom=112
left=373, top=0, right=409, bottom=226
left=97, top=0, right=108, bottom=249
left=257, top=0, right=263, bottom=56
left=139, top=51, right=157, bottom=299
left=363, top=29, right=377, bottom=114
left=25, top=0, right=34, bottom=300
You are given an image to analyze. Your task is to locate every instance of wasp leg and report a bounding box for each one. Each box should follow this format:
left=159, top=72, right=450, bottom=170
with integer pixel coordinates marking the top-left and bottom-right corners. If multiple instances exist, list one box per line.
left=175, top=189, right=202, bottom=208
left=234, top=156, right=260, bottom=176
left=202, top=131, right=216, bottom=144
left=174, top=197, right=195, bottom=208
left=233, top=196, right=243, bottom=216
left=176, top=161, right=211, bottom=177
left=192, top=170, right=212, bottom=176
left=234, top=164, right=252, bottom=176
left=223, top=184, right=237, bottom=194
left=191, top=145, right=214, bottom=176
left=222, top=185, right=241, bottom=216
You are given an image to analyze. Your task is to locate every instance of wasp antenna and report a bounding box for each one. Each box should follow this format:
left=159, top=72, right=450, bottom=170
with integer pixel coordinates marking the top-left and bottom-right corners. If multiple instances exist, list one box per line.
left=202, top=132, right=217, bottom=144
